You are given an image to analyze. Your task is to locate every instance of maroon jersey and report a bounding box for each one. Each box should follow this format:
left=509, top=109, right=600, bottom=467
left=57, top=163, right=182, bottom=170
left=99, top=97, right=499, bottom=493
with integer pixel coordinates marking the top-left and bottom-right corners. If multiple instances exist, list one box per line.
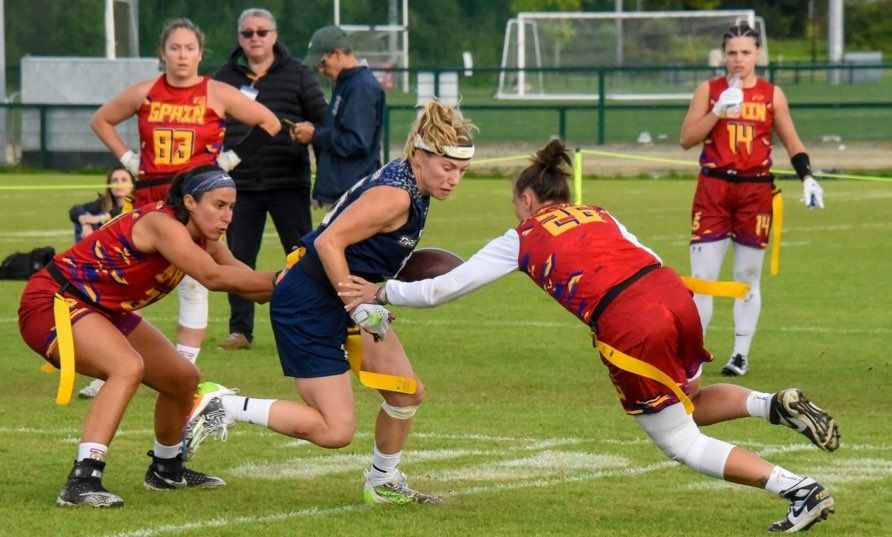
left=515, top=204, right=661, bottom=325
left=50, top=202, right=205, bottom=313
left=700, top=77, right=775, bottom=176
left=137, top=75, right=224, bottom=181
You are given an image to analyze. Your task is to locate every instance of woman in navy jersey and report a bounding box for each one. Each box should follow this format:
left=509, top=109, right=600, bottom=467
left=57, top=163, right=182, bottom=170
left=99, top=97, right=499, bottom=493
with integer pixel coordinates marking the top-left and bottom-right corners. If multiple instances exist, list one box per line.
left=184, top=101, right=476, bottom=505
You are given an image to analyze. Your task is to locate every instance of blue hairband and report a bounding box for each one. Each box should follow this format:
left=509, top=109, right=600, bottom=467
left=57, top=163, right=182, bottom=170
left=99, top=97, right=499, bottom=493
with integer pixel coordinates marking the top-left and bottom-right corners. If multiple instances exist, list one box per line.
left=183, top=169, right=236, bottom=196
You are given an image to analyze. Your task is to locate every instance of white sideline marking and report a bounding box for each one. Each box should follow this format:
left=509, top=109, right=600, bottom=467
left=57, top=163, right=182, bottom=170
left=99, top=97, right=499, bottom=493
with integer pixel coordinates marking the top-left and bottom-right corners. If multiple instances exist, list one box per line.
left=232, top=448, right=493, bottom=480
left=236, top=441, right=589, bottom=480
left=433, top=451, right=628, bottom=481
left=0, top=229, right=70, bottom=238
left=680, top=457, right=892, bottom=492
left=104, top=461, right=677, bottom=537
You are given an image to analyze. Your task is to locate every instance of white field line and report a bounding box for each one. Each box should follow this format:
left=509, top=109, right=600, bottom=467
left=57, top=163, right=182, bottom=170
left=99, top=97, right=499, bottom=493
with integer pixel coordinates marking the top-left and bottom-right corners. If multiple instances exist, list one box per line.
left=234, top=440, right=593, bottom=481
left=103, top=461, right=678, bottom=537
left=681, top=457, right=892, bottom=491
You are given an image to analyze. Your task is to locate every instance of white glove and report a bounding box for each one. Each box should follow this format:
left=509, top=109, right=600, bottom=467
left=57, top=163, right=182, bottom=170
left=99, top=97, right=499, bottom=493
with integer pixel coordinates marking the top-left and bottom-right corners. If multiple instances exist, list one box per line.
left=712, top=87, right=743, bottom=118
left=802, top=176, right=825, bottom=209
left=119, top=149, right=140, bottom=176
left=216, top=150, right=242, bottom=172
left=350, top=303, right=395, bottom=342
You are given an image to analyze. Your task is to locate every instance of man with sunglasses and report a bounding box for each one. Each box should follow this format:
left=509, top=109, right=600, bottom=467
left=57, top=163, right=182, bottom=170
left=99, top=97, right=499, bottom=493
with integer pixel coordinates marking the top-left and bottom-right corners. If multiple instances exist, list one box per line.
left=290, top=26, right=386, bottom=209
left=214, top=8, right=327, bottom=351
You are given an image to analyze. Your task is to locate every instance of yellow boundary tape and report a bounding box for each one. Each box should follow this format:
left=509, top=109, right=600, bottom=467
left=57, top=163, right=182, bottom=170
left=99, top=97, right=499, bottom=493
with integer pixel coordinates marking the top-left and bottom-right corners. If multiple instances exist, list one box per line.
left=1, top=148, right=889, bottom=189
left=578, top=147, right=892, bottom=182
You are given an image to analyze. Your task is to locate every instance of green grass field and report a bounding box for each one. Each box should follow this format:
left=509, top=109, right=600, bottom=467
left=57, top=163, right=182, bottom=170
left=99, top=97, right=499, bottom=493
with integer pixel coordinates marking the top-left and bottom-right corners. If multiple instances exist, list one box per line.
left=0, top=173, right=890, bottom=536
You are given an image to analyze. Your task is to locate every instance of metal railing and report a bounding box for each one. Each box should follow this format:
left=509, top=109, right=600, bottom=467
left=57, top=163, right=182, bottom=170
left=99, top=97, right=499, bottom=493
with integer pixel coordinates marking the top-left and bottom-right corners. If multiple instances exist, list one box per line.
left=2, top=63, right=891, bottom=170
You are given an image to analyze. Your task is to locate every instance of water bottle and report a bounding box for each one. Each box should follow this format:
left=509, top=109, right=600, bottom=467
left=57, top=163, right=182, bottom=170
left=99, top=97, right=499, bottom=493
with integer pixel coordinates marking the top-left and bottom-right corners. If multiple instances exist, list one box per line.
left=726, top=75, right=742, bottom=117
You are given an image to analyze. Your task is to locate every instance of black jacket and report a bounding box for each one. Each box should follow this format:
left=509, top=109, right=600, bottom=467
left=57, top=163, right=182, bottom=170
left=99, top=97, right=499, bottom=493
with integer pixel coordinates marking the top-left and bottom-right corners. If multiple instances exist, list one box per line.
left=311, top=66, right=386, bottom=204
left=215, top=42, right=327, bottom=191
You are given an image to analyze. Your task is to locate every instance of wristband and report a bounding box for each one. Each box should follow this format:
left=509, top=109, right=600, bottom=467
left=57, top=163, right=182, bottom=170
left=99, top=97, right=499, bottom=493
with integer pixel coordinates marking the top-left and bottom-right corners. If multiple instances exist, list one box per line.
left=374, top=286, right=388, bottom=305
left=790, top=152, right=812, bottom=181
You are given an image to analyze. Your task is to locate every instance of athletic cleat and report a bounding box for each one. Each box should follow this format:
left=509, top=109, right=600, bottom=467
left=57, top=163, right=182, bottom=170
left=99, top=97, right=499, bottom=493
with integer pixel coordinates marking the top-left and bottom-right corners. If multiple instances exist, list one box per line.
left=769, top=388, right=840, bottom=452
left=768, top=477, right=834, bottom=532
left=143, top=451, right=226, bottom=490
left=182, top=382, right=238, bottom=460
left=721, top=353, right=748, bottom=376
left=78, top=378, right=105, bottom=399
left=363, top=469, right=440, bottom=505
left=56, top=458, right=124, bottom=508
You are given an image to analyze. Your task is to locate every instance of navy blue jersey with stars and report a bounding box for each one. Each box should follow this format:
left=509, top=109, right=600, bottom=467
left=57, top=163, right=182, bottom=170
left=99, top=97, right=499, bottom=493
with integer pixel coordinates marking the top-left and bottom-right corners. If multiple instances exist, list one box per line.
left=300, top=158, right=429, bottom=283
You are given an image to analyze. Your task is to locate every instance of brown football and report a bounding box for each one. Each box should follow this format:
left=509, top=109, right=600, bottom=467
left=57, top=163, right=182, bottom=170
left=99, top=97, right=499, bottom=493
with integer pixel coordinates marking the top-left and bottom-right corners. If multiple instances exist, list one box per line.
left=395, top=248, right=464, bottom=282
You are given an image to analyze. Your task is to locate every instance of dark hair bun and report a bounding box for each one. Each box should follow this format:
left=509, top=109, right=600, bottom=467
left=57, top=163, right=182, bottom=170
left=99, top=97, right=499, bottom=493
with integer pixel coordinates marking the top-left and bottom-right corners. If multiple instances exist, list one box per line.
left=534, top=139, right=572, bottom=170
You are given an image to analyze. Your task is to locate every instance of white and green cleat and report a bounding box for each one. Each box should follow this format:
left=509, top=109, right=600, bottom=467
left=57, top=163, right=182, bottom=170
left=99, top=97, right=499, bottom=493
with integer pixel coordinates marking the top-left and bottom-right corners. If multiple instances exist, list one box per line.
left=181, top=381, right=238, bottom=460
left=363, top=469, right=440, bottom=505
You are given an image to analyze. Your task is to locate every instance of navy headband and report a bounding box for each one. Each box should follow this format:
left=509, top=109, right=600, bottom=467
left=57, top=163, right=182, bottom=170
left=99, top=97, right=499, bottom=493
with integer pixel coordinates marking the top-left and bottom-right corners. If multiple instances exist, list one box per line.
left=183, top=169, right=236, bottom=196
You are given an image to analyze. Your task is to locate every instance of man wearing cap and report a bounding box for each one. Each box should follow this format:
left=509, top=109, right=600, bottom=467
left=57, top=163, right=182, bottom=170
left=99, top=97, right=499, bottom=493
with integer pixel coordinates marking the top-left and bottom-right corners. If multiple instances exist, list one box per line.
left=290, top=26, right=386, bottom=208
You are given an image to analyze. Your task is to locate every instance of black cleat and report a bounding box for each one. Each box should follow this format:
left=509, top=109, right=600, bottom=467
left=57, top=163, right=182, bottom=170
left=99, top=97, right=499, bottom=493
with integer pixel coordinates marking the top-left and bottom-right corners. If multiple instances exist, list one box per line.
left=56, top=458, right=124, bottom=508
left=143, top=451, right=226, bottom=490
left=769, top=388, right=841, bottom=452
left=768, top=477, right=835, bottom=532
left=721, top=353, right=748, bottom=376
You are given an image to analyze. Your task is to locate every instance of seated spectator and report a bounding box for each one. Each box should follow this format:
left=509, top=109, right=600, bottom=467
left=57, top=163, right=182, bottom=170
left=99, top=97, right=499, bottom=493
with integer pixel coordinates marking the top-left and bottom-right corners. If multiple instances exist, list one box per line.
left=69, top=167, right=133, bottom=242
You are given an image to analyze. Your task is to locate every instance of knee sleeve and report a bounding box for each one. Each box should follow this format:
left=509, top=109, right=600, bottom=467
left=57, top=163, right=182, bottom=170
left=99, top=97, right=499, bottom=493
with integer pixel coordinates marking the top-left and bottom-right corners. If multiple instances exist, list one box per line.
left=381, top=401, right=417, bottom=420
left=177, top=275, right=209, bottom=329
left=636, top=403, right=735, bottom=479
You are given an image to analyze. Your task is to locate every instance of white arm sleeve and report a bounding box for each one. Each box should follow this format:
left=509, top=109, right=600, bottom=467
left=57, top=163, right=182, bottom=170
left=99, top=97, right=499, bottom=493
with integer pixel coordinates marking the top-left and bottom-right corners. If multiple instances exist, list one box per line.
left=385, top=229, right=520, bottom=307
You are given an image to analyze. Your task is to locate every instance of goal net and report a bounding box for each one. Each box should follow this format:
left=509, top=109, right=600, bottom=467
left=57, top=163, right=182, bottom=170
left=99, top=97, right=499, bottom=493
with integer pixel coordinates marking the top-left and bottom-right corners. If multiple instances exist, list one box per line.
left=497, top=10, right=768, bottom=101
left=336, top=0, right=409, bottom=91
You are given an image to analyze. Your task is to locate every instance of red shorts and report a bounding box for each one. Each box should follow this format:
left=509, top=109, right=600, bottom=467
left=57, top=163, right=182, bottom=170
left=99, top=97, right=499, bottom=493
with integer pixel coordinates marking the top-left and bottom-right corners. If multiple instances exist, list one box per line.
left=690, top=174, right=776, bottom=249
left=18, top=269, right=142, bottom=363
left=594, top=267, right=712, bottom=415
left=134, top=181, right=172, bottom=207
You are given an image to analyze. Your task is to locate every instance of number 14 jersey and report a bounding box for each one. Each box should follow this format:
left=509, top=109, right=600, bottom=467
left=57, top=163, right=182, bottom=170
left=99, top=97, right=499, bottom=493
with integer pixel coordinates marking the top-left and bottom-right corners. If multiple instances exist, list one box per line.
left=701, top=76, right=775, bottom=176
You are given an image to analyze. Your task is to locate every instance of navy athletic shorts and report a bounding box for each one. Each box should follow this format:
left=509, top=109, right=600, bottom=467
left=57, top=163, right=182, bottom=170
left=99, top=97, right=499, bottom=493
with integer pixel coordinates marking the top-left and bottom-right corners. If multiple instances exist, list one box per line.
left=270, top=263, right=350, bottom=378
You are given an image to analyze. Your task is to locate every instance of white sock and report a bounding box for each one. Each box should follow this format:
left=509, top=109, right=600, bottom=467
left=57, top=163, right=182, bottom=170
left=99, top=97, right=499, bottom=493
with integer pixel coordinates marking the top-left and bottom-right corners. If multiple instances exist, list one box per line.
left=221, top=395, right=274, bottom=427
left=764, top=465, right=803, bottom=495
left=368, top=445, right=402, bottom=485
left=176, top=344, right=201, bottom=363
left=745, top=391, right=772, bottom=419
left=153, top=439, right=183, bottom=459
left=732, top=245, right=764, bottom=357
left=77, top=442, right=108, bottom=462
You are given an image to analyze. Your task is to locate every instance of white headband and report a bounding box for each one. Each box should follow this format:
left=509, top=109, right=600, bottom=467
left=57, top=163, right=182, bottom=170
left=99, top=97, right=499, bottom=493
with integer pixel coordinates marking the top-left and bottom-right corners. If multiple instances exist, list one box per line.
left=413, top=135, right=475, bottom=160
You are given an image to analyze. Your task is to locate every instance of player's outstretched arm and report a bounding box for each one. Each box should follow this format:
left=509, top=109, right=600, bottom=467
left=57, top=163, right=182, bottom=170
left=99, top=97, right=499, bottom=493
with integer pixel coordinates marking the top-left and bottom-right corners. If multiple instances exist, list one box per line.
left=338, top=229, right=520, bottom=309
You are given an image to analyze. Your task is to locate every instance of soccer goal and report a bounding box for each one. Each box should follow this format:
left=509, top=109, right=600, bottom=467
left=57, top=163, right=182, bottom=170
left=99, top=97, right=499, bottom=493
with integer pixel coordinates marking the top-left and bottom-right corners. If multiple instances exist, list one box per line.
left=334, top=0, right=409, bottom=91
left=497, top=10, right=768, bottom=101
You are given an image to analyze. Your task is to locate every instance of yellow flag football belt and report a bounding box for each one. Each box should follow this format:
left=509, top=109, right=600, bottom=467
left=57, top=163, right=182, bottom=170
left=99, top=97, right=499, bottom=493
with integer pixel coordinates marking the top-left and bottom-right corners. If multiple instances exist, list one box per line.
left=345, top=329, right=417, bottom=394
left=595, top=339, right=695, bottom=415
left=284, top=248, right=417, bottom=394
left=39, top=294, right=76, bottom=405
left=680, top=276, right=750, bottom=299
